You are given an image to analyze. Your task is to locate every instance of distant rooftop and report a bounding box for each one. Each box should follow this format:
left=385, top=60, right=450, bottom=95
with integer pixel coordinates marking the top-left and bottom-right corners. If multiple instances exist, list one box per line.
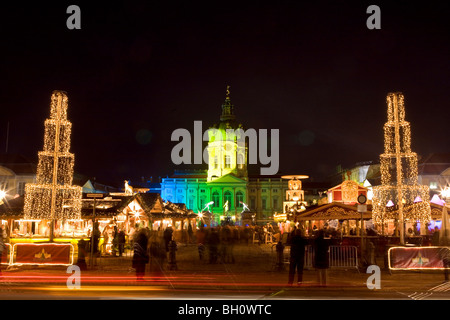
left=0, top=153, right=37, bottom=175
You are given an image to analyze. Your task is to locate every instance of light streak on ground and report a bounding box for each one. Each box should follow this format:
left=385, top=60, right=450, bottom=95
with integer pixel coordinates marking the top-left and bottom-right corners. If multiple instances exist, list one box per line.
left=0, top=272, right=290, bottom=289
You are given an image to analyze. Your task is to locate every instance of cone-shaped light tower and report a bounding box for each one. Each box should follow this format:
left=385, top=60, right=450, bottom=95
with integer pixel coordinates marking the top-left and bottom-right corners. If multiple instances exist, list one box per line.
left=372, top=92, right=431, bottom=244
left=24, top=91, right=82, bottom=241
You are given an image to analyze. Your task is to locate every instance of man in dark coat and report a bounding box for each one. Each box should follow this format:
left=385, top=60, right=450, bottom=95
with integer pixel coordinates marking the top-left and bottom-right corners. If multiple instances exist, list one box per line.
left=132, top=230, right=149, bottom=281
left=163, top=226, right=174, bottom=252
left=207, top=228, right=220, bottom=264
left=76, top=238, right=88, bottom=271
left=288, top=228, right=307, bottom=285
left=118, top=229, right=126, bottom=257
left=314, top=229, right=330, bottom=286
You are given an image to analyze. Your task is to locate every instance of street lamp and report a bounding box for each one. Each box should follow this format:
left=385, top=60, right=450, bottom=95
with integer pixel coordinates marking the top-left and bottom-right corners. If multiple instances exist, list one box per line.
left=441, top=185, right=450, bottom=203
left=0, top=191, right=6, bottom=205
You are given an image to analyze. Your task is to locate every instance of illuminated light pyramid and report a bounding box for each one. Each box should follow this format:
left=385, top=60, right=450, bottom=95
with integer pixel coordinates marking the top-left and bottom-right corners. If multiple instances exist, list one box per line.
left=372, top=93, right=431, bottom=234
left=24, top=91, right=82, bottom=232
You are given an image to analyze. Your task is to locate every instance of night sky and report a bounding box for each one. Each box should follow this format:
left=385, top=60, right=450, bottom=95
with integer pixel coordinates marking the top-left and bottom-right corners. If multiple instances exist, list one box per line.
left=1, top=1, right=449, bottom=187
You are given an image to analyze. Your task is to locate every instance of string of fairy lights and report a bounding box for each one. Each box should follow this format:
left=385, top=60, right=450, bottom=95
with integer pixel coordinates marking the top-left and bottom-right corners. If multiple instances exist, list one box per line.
left=372, top=93, right=431, bottom=225
left=24, top=91, right=82, bottom=222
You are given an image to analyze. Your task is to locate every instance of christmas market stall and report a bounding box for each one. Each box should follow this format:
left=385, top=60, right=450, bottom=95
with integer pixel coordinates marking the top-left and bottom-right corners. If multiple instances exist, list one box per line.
left=81, top=194, right=131, bottom=256
left=292, top=178, right=372, bottom=237
left=295, top=202, right=373, bottom=238
left=160, top=201, right=197, bottom=242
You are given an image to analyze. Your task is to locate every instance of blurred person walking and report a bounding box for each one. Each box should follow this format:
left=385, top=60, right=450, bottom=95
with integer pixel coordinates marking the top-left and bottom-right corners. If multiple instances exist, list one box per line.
left=149, top=231, right=166, bottom=276
left=288, top=228, right=307, bottom=285
left=207, top=228, right=220, bottom=264
left=314, top=229, right=330, bottom=286
left=0, top=228, right=5, bottom=274
left=132, top=230, right=149, bottom=281
left=164, top=225, right=174, bottom=252
left=196, top=226, right=207, bottom=261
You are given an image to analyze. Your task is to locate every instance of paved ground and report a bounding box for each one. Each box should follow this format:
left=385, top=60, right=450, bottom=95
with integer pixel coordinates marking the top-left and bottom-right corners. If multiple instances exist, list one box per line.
left=1, top=243, right=449, bottom=300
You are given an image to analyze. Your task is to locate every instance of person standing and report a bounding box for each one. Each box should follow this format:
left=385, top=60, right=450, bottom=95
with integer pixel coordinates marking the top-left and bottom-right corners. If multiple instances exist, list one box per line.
left=288, top=228, right=307, bottom=285
left=91, top=222, right=101, bottom=267
left=187, top=222, right=194, bottom=244
left=112, top=226, right=119, bottom=257
left=0, top=228, right=5, bottom=273
left=118, top=229, right=126, bottom=257
left=439, top=226, right=450, bottom=282
left=76, top=238, right=88, bottom=271
left=207, top=228, right=220, bottom=264
left=432, top=227, right=440, bottom=246
left=314, top=229, right=330, bottom=286
left=196, top=226, right=207, bottom=261
left=149, top=231, right=166, bottom=276
left=163, top=225, right=174, bottom=252
left=132, top=230, right=149, bottom=281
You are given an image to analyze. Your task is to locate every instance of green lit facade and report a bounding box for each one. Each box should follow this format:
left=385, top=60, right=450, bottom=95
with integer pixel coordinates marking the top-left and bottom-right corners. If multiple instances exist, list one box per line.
left=161, top=90, right=287, bottom=224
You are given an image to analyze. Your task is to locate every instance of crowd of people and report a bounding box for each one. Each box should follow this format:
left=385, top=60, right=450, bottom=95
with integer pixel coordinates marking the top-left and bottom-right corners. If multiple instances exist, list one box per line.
left=126, top=224, right=281, bottom=280
left=286, top=227, right=331, bottom=286
left=78, top=221, right=450, bottom=284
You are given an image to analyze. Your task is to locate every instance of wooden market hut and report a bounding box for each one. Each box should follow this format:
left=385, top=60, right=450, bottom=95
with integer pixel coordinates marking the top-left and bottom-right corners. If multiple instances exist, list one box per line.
left=0, top=195, right=25, bottom=241
left=114, top=193, right=165, bottom=232
left=161, top=201, right=197, bottom=241
left=295, top=202, right=372, bottom=237
left=241, top=211, right=256, bottom=226
left=326, top=180, right=368, bottom=204
left=290, top=178, right=372, bottom=236
left=197, top=211, right=213, bottom=227
left=430, top=202, right=447, bottom=221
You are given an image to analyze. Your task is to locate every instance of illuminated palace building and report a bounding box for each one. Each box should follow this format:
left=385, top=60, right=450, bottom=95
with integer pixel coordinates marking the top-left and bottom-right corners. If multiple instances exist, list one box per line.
left=161, top=89, right=322, bottom=225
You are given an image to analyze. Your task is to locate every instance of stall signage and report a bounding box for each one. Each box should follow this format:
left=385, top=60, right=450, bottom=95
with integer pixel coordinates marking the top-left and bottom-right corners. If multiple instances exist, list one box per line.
left=1, top=243, right=11, bottom=265
left=13, top=243, right=73, bottom=265
left=357, top=194, right=367, bottom=205
left=388, top=246, right=450, bottom=270
left=86, top=193, right=105, bottom=198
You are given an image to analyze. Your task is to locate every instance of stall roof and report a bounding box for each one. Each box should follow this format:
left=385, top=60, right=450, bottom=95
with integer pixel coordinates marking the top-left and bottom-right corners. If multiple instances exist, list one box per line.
left=296, top=202, right=372, bottom=221
left=0, top=192, right=198, bottom=220
left=0, top=196, right=25, bottom=219
left=430, top=202, right=448, bottom=220
left=81, top=195, right=131, bottom=218
left=135, top=193, right=164, bottom=213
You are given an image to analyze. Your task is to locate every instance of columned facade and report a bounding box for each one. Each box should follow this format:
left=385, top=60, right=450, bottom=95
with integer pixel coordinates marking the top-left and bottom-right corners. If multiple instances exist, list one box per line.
left=161, top=88, right=287, bottom=224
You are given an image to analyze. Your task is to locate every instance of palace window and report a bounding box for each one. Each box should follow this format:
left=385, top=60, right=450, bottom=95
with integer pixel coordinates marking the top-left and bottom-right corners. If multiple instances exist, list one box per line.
left=212, top=191, right=220, bottom=207
left=188, top=197, right=195, bottom=210
left=273, top=197, right=278, bottom=209
left=224, top=191, right=233, bottom=208
left=236, top=191, right=244, bottom=207
left=214, top=156, right=218, bottom=169
left=18, top=182, right=26, bottom=196
left=200, top=197, right=206, bottom=210
left=237, top=154, right=245, bottom=169
left=225, top=155, right=231, bottom=169
left=250, top=197, right=256, bottom=210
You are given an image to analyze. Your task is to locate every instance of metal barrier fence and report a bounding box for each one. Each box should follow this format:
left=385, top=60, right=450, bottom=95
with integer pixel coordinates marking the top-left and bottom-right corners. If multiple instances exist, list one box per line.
left=304, top=245, right=314, bottom=269
left=328, top=245, right=359, bottom=271
left=274, top=244, right=359, bottom=271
